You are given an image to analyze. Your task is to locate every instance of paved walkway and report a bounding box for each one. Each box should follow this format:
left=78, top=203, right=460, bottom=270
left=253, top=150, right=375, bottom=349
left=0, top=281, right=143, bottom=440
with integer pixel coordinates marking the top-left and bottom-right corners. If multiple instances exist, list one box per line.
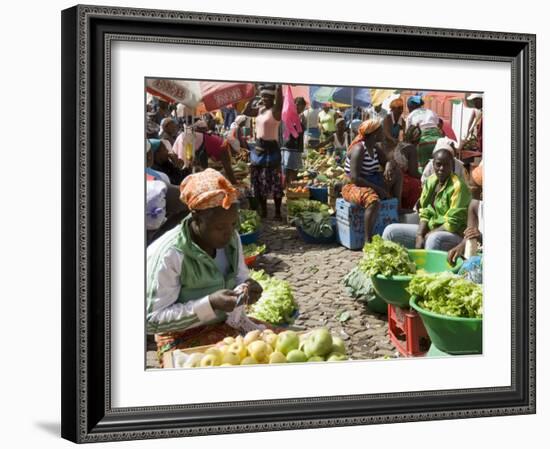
left=146, top=201, right=399, bottom=368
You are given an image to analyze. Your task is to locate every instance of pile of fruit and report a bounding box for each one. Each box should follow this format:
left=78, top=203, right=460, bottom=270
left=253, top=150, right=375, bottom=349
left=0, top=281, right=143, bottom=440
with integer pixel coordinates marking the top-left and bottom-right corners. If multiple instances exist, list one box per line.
left=298, top=154, right=347, bottom=187
left=172, top=328, right=348, bottom=368
left=287, top=185, right=309, bottom=194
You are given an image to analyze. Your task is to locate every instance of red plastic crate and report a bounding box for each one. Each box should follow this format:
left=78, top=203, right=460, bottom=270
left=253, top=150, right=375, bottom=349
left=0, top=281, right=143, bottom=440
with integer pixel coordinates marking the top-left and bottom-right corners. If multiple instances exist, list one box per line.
left=387, top=304, right=431, bottom=357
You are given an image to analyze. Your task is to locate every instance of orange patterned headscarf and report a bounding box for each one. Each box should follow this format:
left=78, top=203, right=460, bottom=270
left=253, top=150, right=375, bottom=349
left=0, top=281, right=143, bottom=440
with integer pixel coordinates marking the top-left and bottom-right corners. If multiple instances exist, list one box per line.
left=179, top=168, right=238, bottom=211
left=389, top=98, right=404, bottom=110
left=347, top=119, right=382, bottom=155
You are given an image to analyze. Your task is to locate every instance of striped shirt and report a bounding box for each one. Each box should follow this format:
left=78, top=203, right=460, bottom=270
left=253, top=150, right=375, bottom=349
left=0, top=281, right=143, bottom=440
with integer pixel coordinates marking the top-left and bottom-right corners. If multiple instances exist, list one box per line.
left=344, top=142, right=381, bottom=177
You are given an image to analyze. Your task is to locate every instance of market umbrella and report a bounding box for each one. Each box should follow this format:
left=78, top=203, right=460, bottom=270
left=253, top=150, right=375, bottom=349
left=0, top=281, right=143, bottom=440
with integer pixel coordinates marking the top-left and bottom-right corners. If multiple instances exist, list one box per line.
left=145, top=79, right=256, bottom=111
left=311, top=86, right=372, bottom=107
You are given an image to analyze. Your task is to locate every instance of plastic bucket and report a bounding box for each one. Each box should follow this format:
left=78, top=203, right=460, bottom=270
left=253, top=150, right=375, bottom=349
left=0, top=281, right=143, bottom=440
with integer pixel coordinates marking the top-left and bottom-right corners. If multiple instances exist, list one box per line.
left=240, top=230, right=259, bottom=245
left=371, top=250, right=463, bottom=308
left=410, top=296, right=482, bottom=355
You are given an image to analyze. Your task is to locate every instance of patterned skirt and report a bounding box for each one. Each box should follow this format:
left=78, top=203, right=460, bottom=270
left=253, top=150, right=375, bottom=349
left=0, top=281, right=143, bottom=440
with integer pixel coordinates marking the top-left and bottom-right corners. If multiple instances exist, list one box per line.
left=341, top=183, right=380, bottom=208
left=250, top=165, right=284, bottom=199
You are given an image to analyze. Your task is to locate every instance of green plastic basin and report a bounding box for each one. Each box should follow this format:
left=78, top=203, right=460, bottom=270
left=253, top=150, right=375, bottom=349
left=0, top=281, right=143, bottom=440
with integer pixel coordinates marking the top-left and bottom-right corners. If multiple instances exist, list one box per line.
left=371, top=249, right=463, bottom=308
left=410, top=296, right=482, bottom=355
left=366, top=293, right=388, bottom=314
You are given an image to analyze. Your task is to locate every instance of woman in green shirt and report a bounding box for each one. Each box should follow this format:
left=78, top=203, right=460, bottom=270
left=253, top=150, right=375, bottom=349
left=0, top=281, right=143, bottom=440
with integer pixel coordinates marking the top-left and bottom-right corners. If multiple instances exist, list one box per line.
left=382, top=148, right=471, bottom=251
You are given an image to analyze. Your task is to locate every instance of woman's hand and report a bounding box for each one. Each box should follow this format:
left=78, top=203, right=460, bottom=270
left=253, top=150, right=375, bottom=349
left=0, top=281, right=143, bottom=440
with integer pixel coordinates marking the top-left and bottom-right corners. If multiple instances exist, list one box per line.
left=448, top=240, right=466, bottom=264
left=384, top=161, right=397, bottom=183
left=374, top=186, right=390, bottom=199
left=168, top=152, right=184, bottom=169
left=208, top=289, right=239, bottom=312
left=244, top=279, right=263, bottom=305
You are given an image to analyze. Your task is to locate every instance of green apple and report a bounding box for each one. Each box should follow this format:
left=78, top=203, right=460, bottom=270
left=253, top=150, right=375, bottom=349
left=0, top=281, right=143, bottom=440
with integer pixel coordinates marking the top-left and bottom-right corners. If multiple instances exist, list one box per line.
left=248, top=340, right=270, bottom=363
left=199, top=353, right=221, bottom=367
left=326, top=352, right=348, bottom=362
left=306, top=328, right=333, bottom=357
left=286, top=349, right=307, bottom=363
left=307, top=356, right=324, bottom=362
left=275, top=331, right=300, bottom=355
left=330, top=336, right=346, bottom=355
left=268, top=351, right=287, bottom=364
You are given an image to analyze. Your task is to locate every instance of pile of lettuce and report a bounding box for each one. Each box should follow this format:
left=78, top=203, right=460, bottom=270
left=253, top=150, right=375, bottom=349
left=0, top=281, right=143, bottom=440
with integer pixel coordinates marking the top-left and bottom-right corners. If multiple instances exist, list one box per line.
left=247, top=270, right=297, bottom=325
left=293, top=211, right=334, bottom=238
left=343, top=266, right=378, bottom=304
left=287, top=199, right=330, bottom=217
left=238, top=209, right=261, bottom=234
left=358, top=236, right=416, bottom=277
left=408, top=272, right=483, bottom=318
left=243, top=243, right=266, bottom=258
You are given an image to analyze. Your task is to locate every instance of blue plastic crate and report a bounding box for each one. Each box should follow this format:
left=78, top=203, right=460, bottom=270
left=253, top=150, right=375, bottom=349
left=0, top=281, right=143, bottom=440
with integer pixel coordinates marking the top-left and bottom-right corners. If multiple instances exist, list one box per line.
left=336, top=218, right=365, bottom=250
left=335, top=197, right=399, bottom=248
left=309, top=186, right=328, bottom=204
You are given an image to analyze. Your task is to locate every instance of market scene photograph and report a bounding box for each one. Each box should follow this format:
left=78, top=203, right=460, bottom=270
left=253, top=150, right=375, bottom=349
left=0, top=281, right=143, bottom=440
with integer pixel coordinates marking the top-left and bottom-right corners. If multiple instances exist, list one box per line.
left=145, top=79, right=484, bottom=369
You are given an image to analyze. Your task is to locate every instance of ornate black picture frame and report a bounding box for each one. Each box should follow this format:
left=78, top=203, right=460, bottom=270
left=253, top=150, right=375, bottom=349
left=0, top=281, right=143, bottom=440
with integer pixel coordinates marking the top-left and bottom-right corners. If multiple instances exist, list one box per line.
left=61, top=4, right=536, bottom=443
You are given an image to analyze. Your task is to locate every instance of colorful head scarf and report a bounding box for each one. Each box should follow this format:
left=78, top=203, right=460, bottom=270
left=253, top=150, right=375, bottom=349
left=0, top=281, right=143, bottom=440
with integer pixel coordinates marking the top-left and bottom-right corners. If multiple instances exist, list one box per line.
left=389, top=98, right=404, bottom=110
left=179, top=168, right=239, bottom=211
left=347, top=119, right=382, bottom=155
left=407, top=95, right=423, bottom=109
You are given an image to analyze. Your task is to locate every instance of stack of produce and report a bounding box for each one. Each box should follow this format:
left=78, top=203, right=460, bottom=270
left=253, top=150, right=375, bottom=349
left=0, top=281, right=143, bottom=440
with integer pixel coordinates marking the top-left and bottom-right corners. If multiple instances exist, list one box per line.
left=358, top=236, right=416, bottom=277
left=243, top=243, right=266, bottom=258
left=408, top=272, right=483, bottom=318
left=247, top=270, right=297, bottom=325
left=172, top=328, right=349, bottom=368
left=239, top=209, right=261, bottom=234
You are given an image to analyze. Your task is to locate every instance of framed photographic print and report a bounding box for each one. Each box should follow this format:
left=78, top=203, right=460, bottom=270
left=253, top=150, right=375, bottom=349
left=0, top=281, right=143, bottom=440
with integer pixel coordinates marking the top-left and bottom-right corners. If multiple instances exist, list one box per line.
left=61, top=4, right=536, bottom=443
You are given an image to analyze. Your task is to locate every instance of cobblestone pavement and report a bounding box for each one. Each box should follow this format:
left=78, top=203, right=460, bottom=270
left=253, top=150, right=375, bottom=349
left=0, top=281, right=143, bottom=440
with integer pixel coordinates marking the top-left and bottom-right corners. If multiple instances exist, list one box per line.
left=146, top=201, right=399, bottom=368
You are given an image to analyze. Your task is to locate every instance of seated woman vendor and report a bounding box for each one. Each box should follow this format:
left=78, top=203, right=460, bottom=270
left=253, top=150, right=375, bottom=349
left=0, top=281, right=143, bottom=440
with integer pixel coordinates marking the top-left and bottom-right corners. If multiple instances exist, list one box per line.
left=382, top=144, right=471, bottom=251
left=341, top=119, right=402, bottom=242
left=146, top=169, right=263, bottom=356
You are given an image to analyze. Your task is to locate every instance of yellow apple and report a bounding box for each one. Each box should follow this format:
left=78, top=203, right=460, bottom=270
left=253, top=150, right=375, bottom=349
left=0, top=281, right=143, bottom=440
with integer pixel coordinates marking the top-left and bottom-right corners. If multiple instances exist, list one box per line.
left=244, top=329, right=262, bottom=346
left=204, top=347, right=223, bottom=365
left=247, top=340, right=270, bottom=363
left=268, top=351, right=287, bottom=364
left=262, top=332, right=278, bottom=348
left=227, top=342, right=247, bottom=360
left=223, top=336, right=236, bottom=345
left=240, top=356, right=257, bottom=365
left=199, top=353, right=220, bottom=367
left=221, top=351, right=241, bottom=365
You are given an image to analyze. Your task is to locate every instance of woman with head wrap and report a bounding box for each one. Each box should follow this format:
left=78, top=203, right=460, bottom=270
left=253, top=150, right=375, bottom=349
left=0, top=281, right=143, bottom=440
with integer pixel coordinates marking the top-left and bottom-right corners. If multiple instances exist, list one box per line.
left=242, top=84, right=284, bottom=219
left=383, top=98, right=406, bottom=150
left=383, top=146, right=471, bottom=252
left=405, top=95, right=443, bottom=168
left=393, top=125, right=422, bottom=211
left=148, top=138, right=190, bottom=185
left=421, top=137, right=465, bottom=185
left=341, top=119, right=403, bottom=242
left=146, top=169, right=265, bottom=359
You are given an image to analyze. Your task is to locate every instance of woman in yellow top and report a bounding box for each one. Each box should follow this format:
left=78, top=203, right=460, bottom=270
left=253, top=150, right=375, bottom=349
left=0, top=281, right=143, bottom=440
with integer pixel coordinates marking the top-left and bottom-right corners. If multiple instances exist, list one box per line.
left=318, top=102, right=337, bottom=141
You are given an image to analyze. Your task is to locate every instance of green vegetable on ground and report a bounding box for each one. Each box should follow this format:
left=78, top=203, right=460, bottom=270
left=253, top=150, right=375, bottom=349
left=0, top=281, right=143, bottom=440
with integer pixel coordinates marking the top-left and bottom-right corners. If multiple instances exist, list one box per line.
left=286, top=199, right=330, bottom=217
left=293, top=211, right=334, bottom=238
left=243, top=243, right=266, bottom=258
left=247, top=270, right=297, bottom=325
left=239, top=209, right=261, bottom=234
left=408, top=272, right=483, bottom=318
left=359, top=235, right=416, bottom=277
